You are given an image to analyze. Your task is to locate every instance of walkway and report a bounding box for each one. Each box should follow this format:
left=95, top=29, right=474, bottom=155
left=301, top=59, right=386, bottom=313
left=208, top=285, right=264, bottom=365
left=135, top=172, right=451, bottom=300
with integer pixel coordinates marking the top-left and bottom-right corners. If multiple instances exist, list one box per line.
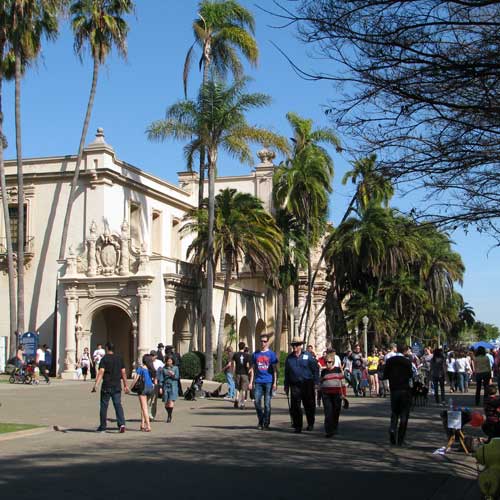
left=0, top=381, right=481, bottom=499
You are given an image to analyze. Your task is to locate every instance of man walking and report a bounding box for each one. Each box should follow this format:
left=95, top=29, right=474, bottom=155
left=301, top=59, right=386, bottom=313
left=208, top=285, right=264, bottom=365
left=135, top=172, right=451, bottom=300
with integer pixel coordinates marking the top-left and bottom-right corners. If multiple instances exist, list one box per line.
left=232, top=342, right=251, bottom=409
left=35, top=344, right=50, bottom=384
left=92, top=342, right=129, bottom=433
left=383, top=344, right=413, bottom=446
left=249, top=333, right=278, bottom=430
left=284, top=336, right=319, bottom=433
left=350, top=344, right=366, bottom=396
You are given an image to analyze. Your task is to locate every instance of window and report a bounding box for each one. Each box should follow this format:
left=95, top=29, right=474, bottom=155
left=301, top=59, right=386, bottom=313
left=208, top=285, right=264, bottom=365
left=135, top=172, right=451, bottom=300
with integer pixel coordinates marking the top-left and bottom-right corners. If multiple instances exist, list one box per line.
left=171, top=218, right=181, bottom=259
left=129, top=202, right=142, bottom=249
left=151, top=210, right=162, bottom=255
left=8, top=204, right=27, bottom=249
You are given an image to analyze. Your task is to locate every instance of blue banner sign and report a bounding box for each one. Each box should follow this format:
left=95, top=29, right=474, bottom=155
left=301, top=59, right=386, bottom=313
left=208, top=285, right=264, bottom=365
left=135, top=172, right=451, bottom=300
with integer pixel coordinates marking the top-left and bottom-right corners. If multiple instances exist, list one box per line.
left=21, top=332, right=38, bottom=360
left=411, top=341, right=423, bottom=357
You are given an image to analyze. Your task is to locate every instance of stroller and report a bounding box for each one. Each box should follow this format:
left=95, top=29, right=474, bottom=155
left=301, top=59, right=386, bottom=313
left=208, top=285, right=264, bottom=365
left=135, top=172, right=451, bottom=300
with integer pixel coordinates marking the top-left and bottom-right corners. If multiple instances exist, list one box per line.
left=184, top=373, right=204, bottom=401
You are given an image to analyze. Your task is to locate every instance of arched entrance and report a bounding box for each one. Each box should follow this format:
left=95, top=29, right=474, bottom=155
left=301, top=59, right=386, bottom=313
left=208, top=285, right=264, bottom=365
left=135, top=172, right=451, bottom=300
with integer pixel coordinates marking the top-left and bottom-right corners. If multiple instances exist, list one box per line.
left=255, top=318, right=266, bottom=347
left=239, top=317, right=250, bottom=350
left=173, top=307, right=191, bottom=355
left=91, top=306, right=133, bottom=374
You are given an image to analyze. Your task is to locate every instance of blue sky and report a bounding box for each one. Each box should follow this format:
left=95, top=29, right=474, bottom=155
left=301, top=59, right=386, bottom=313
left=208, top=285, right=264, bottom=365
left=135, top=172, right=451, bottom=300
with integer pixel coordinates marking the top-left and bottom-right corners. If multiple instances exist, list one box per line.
left=2, top=0, right=498, bottom=327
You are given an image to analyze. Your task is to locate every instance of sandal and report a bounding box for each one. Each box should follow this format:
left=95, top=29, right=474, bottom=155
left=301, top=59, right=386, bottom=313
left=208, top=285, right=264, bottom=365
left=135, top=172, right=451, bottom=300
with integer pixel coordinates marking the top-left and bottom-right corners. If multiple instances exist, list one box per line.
left=144, top=427, right=151, bottom=432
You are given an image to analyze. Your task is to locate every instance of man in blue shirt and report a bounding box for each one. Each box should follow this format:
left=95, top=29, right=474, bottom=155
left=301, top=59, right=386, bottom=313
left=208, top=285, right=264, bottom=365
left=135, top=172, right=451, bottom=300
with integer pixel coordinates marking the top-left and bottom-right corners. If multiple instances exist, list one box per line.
left=249, top=333, right=278, bottom=430
left=284, top=336, right=319, bottom=433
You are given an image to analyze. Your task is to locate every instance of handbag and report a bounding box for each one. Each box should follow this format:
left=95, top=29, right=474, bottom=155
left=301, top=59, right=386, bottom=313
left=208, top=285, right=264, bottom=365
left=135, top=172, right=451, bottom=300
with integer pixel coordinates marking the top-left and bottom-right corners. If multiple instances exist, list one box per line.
left=132, top=373, right=145, bottom=394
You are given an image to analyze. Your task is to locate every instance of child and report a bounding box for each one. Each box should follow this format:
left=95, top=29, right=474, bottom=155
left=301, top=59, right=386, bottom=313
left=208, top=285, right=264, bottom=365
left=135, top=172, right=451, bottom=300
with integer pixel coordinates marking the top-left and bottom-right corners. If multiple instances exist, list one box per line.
left=320, top=355, right=348, bottom=437
left=482, top=384, right=500, bottom=442
left=360, top=367, right=370, bottom=397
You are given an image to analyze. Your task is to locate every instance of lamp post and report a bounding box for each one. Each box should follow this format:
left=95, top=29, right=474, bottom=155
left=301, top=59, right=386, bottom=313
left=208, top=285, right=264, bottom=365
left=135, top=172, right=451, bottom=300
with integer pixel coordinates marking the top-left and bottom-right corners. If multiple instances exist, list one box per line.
left=362, top=315, right=369, bottom=355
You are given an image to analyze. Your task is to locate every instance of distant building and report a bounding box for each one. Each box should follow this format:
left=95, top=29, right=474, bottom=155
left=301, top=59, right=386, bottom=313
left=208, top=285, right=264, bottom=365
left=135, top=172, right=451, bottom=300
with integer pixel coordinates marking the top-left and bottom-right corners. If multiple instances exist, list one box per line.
left=0, top=129, right=328, bottom=377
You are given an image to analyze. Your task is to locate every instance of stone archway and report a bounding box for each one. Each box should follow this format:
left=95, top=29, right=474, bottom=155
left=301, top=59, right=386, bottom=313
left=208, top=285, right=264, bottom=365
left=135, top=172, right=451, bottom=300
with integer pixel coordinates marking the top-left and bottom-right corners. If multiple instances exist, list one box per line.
left=90, top=306, right=133, bottom=374
left=255, top=318, right=266, bottom=347
left=173, top=307, right=191, bottom=355
left=239, top=317, right=250, bottom=351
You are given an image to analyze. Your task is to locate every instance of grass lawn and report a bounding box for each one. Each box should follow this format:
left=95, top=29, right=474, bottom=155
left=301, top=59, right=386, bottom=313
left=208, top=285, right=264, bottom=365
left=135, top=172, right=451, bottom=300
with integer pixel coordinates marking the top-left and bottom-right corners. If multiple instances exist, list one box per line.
left=0, top=423, right=40, bottom=434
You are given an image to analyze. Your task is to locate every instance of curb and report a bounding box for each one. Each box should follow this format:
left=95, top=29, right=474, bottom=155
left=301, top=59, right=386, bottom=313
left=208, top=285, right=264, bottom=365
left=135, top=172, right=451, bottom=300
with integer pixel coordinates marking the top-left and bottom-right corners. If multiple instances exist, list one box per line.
left=0, top=426, right=51, bottom=442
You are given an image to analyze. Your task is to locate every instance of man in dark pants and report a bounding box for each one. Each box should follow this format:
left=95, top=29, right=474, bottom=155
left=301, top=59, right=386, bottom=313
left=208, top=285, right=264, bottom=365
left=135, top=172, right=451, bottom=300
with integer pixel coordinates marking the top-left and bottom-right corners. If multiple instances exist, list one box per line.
left=383, top=344, right=413, bottom=446
left=92, top=342, right=129, bottom=433
left=284, top=336, right=319, bottom=433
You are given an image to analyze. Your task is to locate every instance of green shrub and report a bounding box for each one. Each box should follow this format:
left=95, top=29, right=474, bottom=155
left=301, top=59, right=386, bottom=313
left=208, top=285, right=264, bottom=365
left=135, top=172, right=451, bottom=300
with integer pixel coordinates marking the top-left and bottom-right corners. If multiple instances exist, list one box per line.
left=193, top=351, right=206, bottom=372
left=214, top=371, right=226, bottom=383
left=180, top=352, right=202, bottom=379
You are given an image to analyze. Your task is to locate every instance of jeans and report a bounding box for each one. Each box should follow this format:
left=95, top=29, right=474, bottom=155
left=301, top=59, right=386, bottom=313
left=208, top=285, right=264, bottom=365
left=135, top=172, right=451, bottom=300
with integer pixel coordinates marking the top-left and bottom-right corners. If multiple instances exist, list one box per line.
left=289, top=380, right=316, bottom=430
left=225, top=372, right=236, bottom=399
left=432, top=377, right=445, bottom=403
left=100, top=388, right=125, bottom=429
left=322, top=393, right=342, bottom=435
left=254, top=382, right=272, bottom=426
left=390, top=389, right=411, bottom=444
left=351, top=369, right=362, bottom=395
left=456, top=372, right=466, bottom=392
left=476, top=372, right=491, bottom=405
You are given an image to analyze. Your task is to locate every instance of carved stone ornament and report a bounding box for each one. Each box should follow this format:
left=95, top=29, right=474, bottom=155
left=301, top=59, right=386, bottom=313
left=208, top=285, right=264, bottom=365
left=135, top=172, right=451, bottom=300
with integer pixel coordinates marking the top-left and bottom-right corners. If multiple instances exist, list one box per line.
left=79, top=220, right=136, bottom=277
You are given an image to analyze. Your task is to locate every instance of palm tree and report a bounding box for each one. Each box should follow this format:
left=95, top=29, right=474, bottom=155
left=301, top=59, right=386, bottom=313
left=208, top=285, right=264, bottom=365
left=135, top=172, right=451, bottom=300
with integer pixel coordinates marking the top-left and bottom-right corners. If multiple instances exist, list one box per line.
left=183, top=188, right=282, bottom=371
left=0, top=3, right=17, bottom=354
left=184, top=0, right=258, bottom=209
left=273, top=112, right=340, bottom=341
left=59, top=0, right=134, bottom=260
left=147, top=77, right=288, bottom=379
left=10, top=0, right=63, bottom=335
left=342, top=154, right=394, bottom=214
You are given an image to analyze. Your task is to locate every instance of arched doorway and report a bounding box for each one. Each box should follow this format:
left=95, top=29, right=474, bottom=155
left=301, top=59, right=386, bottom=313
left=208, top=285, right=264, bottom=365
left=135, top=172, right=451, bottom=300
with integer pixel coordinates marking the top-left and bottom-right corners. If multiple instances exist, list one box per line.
left=239, top=317, right=250, bottom=351
left=90, top=306, right=133, bottom=374
left=255, top=318, right=266, bottom=347
left=173, top=307, right=191, bottom=355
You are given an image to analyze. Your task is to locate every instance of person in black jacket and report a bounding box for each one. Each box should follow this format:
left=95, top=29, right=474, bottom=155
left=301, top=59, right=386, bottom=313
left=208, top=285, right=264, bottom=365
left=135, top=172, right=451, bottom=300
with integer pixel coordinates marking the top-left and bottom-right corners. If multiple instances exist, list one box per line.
left=284, top=336, right=320, bottom=433
left=383, top=344, right=413, bottom=446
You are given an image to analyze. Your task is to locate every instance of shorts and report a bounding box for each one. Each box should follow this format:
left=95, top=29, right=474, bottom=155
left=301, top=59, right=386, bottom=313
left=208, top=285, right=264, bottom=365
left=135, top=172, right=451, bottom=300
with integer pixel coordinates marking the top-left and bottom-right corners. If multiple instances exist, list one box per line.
left=82, top=365, right=89, bottom=376
left=235, top=374, right=249, bottom=391
left=368, top=369, right=378, bottom=376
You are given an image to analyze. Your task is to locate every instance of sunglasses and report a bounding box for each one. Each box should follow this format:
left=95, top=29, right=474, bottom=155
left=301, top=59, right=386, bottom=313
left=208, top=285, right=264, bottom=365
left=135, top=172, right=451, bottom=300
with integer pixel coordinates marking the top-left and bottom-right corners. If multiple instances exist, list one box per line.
left=260, top=339, right=268, bottom=343
left=326, top=361, right=334, bottom=364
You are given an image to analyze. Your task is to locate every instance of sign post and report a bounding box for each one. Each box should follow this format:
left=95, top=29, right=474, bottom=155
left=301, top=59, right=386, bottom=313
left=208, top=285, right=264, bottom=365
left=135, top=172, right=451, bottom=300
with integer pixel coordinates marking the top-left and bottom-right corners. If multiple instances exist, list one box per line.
left=21, top=332, right=39, bottom=361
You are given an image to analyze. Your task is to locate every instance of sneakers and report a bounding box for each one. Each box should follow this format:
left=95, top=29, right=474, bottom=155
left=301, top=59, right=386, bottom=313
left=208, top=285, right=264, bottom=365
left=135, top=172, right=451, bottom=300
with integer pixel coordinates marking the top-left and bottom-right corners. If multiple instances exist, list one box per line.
left=223, top=396, right=233, bottom=401
left=293, top=428, right=302, bottom=433
left=257, top=425, right=264, bottom=430
left=96, top=427, right=106, bottom=433
left=305, top=424, right=314, bottom=431
left=119, top=425, right=125, bottom=433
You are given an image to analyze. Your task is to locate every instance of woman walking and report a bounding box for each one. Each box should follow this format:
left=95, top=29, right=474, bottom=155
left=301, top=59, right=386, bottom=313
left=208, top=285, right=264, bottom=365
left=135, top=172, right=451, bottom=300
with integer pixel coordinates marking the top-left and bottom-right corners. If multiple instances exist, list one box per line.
left=79, top=347, right=92, bottom=382
left=430, top=348, right=446, bottom=405
left=446, top=352, right=457, bottom=393
left=158, top=356, right=179, bottom=423
left=320, top=354, right=347, bottom=437
left=474, top=346, right=492, bottom=406
left=455, top=351, right=468, bottom=393
left=367, top=349, right=380, bottom=397
left=130, top=355, right=155, bottom=432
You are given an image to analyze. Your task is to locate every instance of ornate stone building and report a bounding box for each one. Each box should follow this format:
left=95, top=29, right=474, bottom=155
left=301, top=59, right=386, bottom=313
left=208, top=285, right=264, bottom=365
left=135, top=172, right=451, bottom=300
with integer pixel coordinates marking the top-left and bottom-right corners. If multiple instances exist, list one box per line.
left=0, top=129, right=329, bottom=377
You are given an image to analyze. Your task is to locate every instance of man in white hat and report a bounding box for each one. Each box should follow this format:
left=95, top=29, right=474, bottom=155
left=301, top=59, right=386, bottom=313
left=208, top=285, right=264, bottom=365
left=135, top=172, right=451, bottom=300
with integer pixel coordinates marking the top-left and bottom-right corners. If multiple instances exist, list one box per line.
left=284, top=336, right=320, bottom=433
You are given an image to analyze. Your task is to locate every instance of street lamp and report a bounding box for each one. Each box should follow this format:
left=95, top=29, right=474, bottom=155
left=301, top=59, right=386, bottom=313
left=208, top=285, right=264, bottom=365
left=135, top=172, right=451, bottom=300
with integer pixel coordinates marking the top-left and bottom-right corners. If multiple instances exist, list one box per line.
left=362, top=315, right=369, bottom=355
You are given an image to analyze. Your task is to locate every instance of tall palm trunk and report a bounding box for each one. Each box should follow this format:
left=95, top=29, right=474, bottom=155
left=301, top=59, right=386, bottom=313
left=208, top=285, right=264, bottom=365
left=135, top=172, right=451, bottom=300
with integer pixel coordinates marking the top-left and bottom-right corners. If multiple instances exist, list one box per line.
left=216, top=252, right=232, bottom=372
left=205, top=154, right=216, bottom=379
left=15, top=50, right=24, bottom=335
left=59, top=57, right=99, bottom=259
left=274, top=289, right=284, bottom=353
left=0, top=41, right=17, bottom=355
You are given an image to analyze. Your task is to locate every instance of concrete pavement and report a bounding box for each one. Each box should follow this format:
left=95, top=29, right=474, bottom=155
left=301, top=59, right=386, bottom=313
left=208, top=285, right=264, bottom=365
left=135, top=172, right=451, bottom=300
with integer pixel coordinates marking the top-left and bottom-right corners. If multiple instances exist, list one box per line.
left=0, top=380, right=482, bottom=499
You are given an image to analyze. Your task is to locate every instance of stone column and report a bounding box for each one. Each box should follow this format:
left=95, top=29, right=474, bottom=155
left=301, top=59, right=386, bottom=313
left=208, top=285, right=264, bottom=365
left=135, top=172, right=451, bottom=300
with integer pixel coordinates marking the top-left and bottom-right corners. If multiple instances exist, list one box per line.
left=131, top=307, right=138, bottom=371
left=165, top=288, right=176, bottom=347
left=137, top=286, right=151, bottom=361
left=62, top=287, right=78, bottom=379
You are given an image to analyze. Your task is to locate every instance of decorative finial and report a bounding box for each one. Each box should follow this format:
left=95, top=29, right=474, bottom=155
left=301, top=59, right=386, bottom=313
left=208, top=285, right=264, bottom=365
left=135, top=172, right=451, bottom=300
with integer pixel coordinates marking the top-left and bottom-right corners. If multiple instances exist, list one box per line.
left=257, top=147, right=276, bottom=166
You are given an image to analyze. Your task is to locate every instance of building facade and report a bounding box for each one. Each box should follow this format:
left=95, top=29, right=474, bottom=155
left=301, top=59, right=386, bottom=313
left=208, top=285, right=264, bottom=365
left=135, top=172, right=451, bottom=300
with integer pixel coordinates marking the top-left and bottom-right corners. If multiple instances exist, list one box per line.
left=0, top=129, right=329, bottom=377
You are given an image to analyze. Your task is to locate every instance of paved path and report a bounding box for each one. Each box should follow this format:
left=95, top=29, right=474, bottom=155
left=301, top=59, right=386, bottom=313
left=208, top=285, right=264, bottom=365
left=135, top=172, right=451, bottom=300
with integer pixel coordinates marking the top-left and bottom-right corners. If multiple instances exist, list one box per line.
left=0, top=380, right=482, bottom=499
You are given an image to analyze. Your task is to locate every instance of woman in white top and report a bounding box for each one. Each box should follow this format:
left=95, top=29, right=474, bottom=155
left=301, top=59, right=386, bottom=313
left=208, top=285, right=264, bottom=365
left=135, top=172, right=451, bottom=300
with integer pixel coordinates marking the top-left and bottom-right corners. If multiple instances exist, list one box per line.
left=79, top=347, right=91, bottom=381
left=446, top=352, right=457, bottom=392
left=454, top=351, right=468, bottom=393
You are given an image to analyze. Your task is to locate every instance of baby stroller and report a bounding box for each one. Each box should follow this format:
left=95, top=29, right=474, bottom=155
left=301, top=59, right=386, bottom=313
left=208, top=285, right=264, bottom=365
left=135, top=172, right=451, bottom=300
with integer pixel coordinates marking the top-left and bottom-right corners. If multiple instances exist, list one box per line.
left=184, top=373, right=204, bottom=401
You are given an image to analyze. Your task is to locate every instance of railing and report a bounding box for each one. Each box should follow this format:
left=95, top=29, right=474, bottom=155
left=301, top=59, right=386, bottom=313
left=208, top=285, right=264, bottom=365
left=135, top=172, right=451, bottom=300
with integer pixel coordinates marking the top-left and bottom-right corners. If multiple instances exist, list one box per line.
left=0, top=236, right=35, bottom=255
